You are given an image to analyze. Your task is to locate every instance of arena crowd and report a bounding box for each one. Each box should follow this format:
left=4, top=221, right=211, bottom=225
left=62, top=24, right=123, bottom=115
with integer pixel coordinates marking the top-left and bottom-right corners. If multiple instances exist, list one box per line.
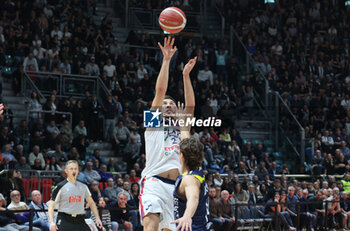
left=0, top=0, right=350, bottom=230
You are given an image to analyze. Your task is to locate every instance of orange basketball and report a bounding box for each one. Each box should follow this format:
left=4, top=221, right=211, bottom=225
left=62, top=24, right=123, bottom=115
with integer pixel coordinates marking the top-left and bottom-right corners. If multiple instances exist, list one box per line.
left=158, top=7, right=187, bottom=34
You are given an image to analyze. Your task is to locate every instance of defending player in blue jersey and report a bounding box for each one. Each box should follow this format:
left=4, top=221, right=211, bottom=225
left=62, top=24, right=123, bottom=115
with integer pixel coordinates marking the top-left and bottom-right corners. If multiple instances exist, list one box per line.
left=171, top=125, right=209, bottom=231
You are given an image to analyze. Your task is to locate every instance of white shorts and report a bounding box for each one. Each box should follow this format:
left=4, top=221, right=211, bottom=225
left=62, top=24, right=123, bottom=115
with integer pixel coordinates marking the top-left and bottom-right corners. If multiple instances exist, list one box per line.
left=139, top=176, right=176, bottom=231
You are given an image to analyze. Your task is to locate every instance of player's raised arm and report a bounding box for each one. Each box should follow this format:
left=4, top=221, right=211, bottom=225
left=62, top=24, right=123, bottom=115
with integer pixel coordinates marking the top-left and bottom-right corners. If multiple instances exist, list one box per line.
left=182, top=57, right=197, bottom=117
left=176, top=101, right=190, bottom=140
left=150, top=36, right=177, bottom=110
left=171, top=175, right=201, bottom=231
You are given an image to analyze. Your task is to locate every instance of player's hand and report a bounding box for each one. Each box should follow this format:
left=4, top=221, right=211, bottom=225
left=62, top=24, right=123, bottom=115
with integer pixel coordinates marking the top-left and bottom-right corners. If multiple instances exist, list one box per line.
left=124, top=221, right=131, bottom=229
left=96, top=218, right=103, bottom=229
left=0, top=104, right=4, bottom=115
left=174, top=101, right=185, bottom=120
left=171, top=216, right=192, bottom=231
left=158, top=36, right=177, bottom=61
left=49, top=222, right=58, bottom=231
left=183, top=56, right=197, bottom=76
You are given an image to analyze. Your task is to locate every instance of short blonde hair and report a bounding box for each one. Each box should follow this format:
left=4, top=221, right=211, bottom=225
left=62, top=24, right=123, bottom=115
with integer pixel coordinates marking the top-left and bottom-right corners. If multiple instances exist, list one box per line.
left=65, top=160, right=79, bottom=169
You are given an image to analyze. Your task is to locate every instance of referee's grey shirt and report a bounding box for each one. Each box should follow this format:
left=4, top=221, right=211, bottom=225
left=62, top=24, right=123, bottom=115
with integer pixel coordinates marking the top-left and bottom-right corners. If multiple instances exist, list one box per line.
left=51, top=179, right=91, bottom=215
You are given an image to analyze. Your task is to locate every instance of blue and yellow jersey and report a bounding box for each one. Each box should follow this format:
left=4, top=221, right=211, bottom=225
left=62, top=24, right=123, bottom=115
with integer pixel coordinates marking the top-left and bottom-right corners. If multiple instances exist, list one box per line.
left=173, top=169, right=209, bottom=231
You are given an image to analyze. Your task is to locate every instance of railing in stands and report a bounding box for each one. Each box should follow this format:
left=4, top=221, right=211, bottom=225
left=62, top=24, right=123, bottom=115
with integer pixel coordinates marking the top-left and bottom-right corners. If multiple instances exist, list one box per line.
left=23, top=71, right=99, bottom=99
left=0, top=200, right=340, bottom=231
left=274, top=92, right=305, bottom=165
left=21, top=72, right=46, bottom=103
left=214, top=2, right=225, bottom=39
left=229, top=25, right=305, bottom=169
left=26, top=110, right=72, bottom=127
left=21, top=71, right=114, bottom=126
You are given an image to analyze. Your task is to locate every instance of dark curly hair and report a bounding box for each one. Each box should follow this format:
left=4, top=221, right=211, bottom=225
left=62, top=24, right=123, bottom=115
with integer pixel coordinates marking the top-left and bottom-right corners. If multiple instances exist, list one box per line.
left=180, top=137, right=204, bottom=171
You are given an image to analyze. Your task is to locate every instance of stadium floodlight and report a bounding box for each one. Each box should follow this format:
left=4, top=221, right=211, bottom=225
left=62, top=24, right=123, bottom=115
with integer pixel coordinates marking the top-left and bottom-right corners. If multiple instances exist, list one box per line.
left=265, top=0, right=275, bottom=3
left=346, top=0, right=350, bottom=6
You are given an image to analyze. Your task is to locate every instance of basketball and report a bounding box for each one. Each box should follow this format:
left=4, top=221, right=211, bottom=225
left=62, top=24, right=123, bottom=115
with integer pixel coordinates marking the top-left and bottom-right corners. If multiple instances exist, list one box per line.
left=158, top=7, right=187, bottom=34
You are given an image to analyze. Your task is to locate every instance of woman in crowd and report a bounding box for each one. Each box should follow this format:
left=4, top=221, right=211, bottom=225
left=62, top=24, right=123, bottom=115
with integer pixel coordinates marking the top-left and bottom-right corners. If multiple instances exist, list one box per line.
left=29, top=91, right=42, bottom=124
left=45, top=156, right=62, bottom=171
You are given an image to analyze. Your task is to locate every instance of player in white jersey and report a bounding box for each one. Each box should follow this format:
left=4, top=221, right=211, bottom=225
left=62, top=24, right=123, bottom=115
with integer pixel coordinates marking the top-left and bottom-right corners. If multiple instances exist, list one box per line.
left=139, top=36, right=197, bottom=231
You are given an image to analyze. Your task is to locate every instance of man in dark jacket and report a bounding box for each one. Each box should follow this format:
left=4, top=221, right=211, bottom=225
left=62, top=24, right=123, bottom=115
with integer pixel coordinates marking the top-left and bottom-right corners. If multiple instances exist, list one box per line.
left=110, top=192, right=133, bottom=231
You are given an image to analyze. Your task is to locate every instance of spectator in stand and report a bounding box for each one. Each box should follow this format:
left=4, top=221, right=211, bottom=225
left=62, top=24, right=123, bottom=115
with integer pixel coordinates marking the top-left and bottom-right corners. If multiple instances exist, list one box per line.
left=107, top=157, right=119, bottom=173
left=46, top=120, right=60, bottom=135
left=14, top=156, right=31, bottom=177
left=103, top=59, right=116, bottom=79
left=130, top=183, right=140, bottom=207
left=104, top=95, right=117, bottom=141
left=110, top=192, right=133, bottom=231
left=28, top=145, right=45, bottom=169
left=32, top=159, right=44, bottom=170
left=124, top=136, right=141, bottom=169
left=255, top=161, right=269, bottom=180
left=43, top=95, right=58, bottom=123
left=104, top=178, right=120, bottom=203
left=136, top=64, right=148, bottom=81
left=88, top=95, right=102, bottom=141
left=311, top=150, right=324, bottom=175
left=45, top=156, right=62, bottom=171
left=28, top=190, right=50, bottom=231
left=286, top=186, right=298, bottom=225
left=7, top=190, right=29, bottom=213
left=217, top=190, right=235, bottom=231
left=0, top=126, right=14, bottom=148
left=84, top=161, right=101, bottom=184
left=321, top=130, right=334, bottom=153
left=91, top=197, right=117, bottom=231
left=245, top=39, right=256, bottom=55
left=23, top=52, right=39, bottom=71
left=14, top=120, right=29, bottom=146
left=266, top=192, right=296, bottom=231
left=50, top=144, right=67, bottom=162
left=233, top=182, right=249, bottom=217
left=90, top=180, right=106, bottom=202
left=44, top=130, right=60, bottom=151
left=213, top=172, right=223, bottom=187
left=3, top=170, right=25, bottom=204
left=85, top=56, right=100, bottom=76
left=112, top=120, right=130, bottom=155
left=99, top=164, right=113, bottom=183
left=208, top=186, right=224, bottom=230
left=28, top=92, right=43, bottom=123
left=327, top=188, right=343, bottom=229
left=197, top=65, right=214, bottom=85
left=0, top=157, right=13, bottom=171
left=73, top=120, right=87, bottom=138
left=129, top=169, right=140, bottom=183
left=340, top=190, right=350, bottom=228
left=1, top=144, right=16, bottom=162
left=296, top=189, right=317, bottom=230
left=60, top=120, right=73, bottom=144
left=77, top=164, right=89, bottom=184
left=215, top=49, right=228, bottom=82
left=0, top=193, right=38, bottom=230
left=90, top=149, right=106, bottom=165
left=268, top=161, right=281, bottom=178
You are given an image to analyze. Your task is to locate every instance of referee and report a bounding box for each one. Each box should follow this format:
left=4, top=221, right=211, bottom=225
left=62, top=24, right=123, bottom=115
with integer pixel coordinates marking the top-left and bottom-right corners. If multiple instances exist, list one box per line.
left=48, top=160, right=103, bottom=231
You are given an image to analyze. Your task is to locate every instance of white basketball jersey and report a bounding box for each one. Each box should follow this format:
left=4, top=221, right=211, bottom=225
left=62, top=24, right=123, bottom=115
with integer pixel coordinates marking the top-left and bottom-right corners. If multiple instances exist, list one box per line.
left=141, top=125, right=181, bottom=178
